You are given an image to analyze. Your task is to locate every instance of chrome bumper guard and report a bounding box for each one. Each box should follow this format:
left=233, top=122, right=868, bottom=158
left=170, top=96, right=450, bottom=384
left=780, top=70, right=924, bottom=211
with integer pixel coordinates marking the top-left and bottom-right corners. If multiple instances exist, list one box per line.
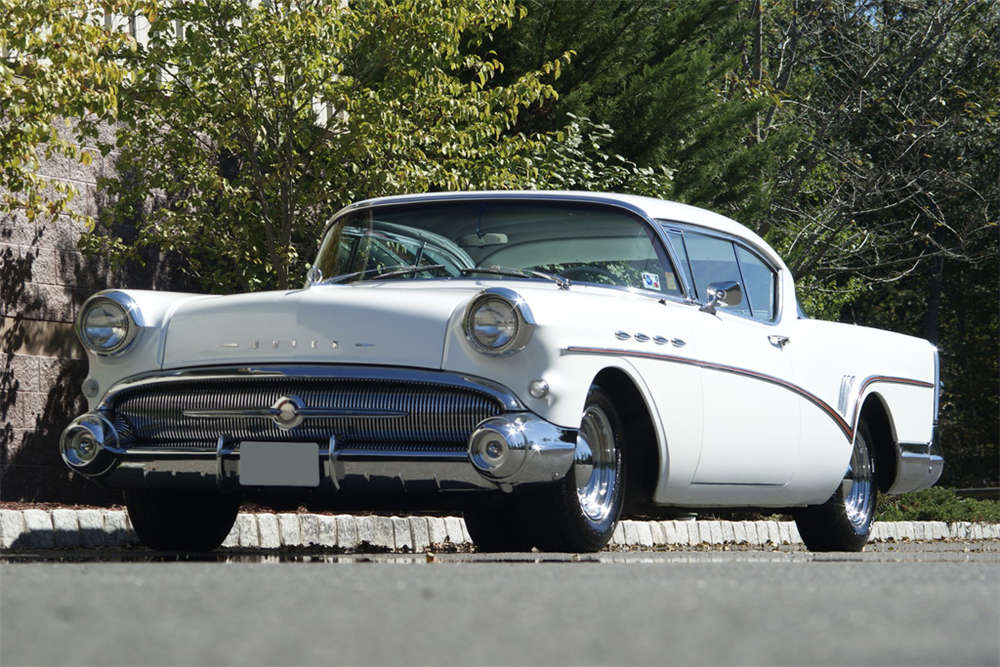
left=61, top=410, right=577, bottom=494
left=888, top=440, right=944, bottom=494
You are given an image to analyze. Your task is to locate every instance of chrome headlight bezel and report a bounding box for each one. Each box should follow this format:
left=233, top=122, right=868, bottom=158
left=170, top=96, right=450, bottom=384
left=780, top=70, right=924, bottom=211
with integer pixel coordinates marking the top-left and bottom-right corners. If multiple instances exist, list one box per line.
left=77, top=291, right=144, bottom=356
left=464, top=288, right=536, bottom=357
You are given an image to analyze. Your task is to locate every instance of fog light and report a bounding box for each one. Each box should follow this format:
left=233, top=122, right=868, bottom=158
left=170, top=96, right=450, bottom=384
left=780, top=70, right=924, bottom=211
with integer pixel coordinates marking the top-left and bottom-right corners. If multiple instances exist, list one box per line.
left=470, top=429, right=509, bottom=472
left=60, top=414, right=118, bottom=474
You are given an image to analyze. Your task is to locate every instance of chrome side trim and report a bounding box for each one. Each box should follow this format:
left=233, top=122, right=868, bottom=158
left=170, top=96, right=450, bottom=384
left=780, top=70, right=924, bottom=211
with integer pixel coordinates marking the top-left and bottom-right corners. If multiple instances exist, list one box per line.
left=564, top=346, right=935, bottom=443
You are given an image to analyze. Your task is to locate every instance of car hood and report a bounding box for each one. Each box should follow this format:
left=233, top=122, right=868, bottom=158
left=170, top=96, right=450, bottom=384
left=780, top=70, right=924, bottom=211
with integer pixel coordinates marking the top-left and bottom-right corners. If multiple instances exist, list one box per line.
left=160, top=284, right=478, bottom=370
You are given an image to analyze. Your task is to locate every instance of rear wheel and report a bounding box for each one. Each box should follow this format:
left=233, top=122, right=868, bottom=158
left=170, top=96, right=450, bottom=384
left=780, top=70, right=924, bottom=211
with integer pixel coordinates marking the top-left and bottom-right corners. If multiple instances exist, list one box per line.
left=125, top=488, right=240, bottom=552
left=795, top=420, right=878, bottom=552
left=525, top=385, right=626, bottom=552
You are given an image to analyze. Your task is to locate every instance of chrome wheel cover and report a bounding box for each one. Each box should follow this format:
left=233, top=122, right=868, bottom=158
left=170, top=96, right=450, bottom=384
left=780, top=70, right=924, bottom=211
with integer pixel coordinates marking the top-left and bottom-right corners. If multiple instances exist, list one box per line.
left=574, top=404, right=618, bottom=523
left=842, top=431, right=875, bottom=529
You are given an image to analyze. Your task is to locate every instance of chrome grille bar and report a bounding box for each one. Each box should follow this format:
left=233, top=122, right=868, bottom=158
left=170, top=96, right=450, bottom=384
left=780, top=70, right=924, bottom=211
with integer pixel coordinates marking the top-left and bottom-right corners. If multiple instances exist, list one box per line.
left=109, top=377, right=504, bottom=451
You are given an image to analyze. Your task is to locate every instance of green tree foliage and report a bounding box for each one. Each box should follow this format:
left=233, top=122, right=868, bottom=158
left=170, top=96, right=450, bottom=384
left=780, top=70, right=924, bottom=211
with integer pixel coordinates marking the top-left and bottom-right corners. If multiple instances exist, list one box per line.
left=480, top=0, right=796, bottom=223
left=748, top=0, right=998, bottom=318
left=751, top=0, right=999, bottom=485
left=87, top=0, right=573, bottom=291
left=0, top=0, right=138, bottom=224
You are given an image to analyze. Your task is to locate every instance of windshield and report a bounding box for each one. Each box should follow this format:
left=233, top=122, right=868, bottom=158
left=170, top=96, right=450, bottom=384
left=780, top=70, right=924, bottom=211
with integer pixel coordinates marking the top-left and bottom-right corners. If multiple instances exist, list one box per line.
left=313, top=200, right=682, bottom=295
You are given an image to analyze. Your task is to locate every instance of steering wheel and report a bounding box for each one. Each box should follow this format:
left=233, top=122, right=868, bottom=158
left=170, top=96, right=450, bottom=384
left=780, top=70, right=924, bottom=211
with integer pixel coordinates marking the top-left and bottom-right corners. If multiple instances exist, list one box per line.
left=557, top=265, right=619, bottom=284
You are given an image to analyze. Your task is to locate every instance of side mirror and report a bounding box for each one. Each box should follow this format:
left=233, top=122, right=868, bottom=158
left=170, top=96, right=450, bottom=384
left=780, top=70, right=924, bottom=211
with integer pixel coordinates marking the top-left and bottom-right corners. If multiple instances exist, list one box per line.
left=700, top=280, right=742, bottom=314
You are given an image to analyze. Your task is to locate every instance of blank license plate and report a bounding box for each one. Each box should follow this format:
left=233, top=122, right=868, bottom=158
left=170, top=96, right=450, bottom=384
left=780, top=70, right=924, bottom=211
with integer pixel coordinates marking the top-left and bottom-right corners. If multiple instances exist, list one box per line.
left=239, top=441, right=320, bottom=487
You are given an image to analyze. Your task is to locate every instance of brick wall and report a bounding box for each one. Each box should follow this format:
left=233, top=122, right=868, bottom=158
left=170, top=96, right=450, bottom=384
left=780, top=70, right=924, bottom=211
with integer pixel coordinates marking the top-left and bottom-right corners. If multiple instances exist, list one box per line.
left=1, top=129, right=193, bottom=504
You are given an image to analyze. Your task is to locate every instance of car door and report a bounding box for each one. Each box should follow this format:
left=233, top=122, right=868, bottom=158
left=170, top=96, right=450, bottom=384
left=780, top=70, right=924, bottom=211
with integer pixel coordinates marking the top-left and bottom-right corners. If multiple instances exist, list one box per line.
left=668, top=229, right=801, bottom=487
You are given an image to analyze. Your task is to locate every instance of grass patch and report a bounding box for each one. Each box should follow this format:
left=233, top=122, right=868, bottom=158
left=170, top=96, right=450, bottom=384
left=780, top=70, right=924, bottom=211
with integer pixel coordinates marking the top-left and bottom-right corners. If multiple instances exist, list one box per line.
left=877, top=487, right=1000, bottom=523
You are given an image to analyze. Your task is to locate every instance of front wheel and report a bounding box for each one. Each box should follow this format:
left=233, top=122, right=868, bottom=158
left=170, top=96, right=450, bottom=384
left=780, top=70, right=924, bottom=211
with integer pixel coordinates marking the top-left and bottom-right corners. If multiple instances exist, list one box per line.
left=795, top=420, right=878, bottom=552
left=525, top=385, right=626, bottom=552
left=125, top=488, right=240, bottom=552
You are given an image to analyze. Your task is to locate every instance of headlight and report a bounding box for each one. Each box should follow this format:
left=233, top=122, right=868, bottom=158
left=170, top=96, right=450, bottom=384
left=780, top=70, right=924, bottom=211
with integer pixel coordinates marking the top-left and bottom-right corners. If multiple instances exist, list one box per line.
left=78, top=292, right=143, bottom=356
left=464, top=288, right=535, bottom=356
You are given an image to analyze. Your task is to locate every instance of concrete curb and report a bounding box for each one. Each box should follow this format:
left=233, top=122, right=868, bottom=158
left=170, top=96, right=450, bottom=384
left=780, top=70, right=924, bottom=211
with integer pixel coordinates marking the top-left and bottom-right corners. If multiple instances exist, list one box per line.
left=2, top=509, right=999, bottom=551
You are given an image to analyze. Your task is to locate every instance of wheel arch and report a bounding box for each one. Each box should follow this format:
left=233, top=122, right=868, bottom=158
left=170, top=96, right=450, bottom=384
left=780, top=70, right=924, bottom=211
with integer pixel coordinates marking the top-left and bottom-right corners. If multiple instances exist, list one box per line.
left=858, top=393, right=896, bottom=494
left=591, top=367, right=660, bottom=509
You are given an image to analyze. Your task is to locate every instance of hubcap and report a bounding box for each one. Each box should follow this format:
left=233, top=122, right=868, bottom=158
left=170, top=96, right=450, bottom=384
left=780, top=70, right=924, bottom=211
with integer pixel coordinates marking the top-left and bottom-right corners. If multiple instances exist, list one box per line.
left=575, top=405, right=617, bottom=523
left=842, top=431, right=874, bottom=529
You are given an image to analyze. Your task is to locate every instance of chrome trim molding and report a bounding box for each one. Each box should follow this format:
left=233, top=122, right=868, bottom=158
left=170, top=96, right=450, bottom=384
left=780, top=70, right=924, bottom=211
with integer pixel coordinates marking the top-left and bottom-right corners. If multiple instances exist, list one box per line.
left=564, top=346, right=934, bottom=443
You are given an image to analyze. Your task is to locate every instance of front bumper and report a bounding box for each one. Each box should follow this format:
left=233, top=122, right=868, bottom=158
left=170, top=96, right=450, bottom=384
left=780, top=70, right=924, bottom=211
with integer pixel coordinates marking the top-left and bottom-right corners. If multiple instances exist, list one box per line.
left=60, top=366, right=577, bottom=494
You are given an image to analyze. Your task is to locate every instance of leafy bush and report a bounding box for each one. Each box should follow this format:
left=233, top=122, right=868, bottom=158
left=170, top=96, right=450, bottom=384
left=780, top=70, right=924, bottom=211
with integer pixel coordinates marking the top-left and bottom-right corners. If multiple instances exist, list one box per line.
left=877, top=488, right=1000, bottom=523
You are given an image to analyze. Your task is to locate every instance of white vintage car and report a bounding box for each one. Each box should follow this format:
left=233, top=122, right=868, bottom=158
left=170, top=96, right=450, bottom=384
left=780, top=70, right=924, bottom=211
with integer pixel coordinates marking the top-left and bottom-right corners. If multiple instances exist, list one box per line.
left=61, top=191, right=943, bottom=552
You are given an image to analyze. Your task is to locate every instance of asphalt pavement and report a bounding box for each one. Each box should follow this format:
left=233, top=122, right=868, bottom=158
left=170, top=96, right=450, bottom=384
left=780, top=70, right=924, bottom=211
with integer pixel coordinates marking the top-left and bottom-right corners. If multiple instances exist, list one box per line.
left=2, top=541, right=997, bottom=666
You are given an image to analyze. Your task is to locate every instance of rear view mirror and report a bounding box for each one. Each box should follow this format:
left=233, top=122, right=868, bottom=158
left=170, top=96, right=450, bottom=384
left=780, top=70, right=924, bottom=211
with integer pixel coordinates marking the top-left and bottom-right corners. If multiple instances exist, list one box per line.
left=700, top=281, right=742, bottom=314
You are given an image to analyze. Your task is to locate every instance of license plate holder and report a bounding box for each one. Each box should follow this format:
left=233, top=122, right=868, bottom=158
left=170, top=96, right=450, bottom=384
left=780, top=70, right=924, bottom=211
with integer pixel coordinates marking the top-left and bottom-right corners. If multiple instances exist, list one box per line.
left=239, top=441, right=320, bottom=487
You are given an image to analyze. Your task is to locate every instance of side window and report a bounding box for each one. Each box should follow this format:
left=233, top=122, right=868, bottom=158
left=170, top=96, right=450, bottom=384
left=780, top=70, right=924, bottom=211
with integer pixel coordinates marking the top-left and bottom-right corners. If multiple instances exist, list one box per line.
left=671, top=230, right=778, bottom=322
left=736, top=246, right=777, bottom=322
left=666, top=230, right=694, bottom=295
left=682, top=232, right=752, bottom=317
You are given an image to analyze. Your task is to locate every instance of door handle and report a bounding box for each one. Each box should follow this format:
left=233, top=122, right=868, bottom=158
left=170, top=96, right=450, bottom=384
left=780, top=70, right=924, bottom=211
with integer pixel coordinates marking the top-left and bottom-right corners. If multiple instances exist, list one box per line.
left=768, top=335, right=790, bottom=348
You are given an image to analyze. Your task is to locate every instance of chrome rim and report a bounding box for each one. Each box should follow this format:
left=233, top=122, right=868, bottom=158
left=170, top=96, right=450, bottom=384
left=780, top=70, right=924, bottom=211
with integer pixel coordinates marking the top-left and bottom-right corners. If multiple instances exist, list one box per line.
left=842, top=430, right=875, bottom=530
left=574, top=404, right=617, bottom=523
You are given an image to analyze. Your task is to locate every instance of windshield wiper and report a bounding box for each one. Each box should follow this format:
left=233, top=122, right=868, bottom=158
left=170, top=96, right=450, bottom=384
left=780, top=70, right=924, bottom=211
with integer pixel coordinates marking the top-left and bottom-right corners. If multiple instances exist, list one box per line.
left=459, top=265, right=570, bottom=290
left=326, top=264, right=446, bottom=284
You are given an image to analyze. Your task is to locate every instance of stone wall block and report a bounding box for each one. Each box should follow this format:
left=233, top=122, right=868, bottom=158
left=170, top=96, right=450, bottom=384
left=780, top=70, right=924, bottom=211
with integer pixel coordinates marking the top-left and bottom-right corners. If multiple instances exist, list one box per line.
left=77, top=509, right=106, bottom=548
left=257, top=514, right=281, bottom=549
left=102, top=510, right=136, bottom=545
left=26, top=246, right=60, bottom=286
left=62, top=184, right=99, bottom=219
left=391, top=516, right=413, bottom=552
left=33, top=216, right=84, bottom=252
left=277, top=514, right=302, bottom=546
left=221, top=523, right=239, bottom=548
left=0, top=510, right=26, bottom=549
left=610, top=521, right=626, bottom=546
left=636, top=522, right=654, bottom=547
left=443, top=517, right=467, bottom=545
left=357, top=516, right=394, bottom=549
left=15, top=283, right=75, bottom=323
left=622, top=521, right=639, bottom=546
left=236, top=514, right=259, bottom=548
left=2, top=397, right=25, bottom=431
left=409, top=517, right=430, bottom=552
left=426, top=517, right=448, bottom=547
left=52, top=509, right=81, bottom=548
left=22, top=509, right=55, bottom=548
left=670, top=521, right=691, bottom=546
left=59, top=250, right=106, bottom=288
left=648, top=520, right=665, bottom=546
left=0, top=212, right=37, bottom=246
left=335, top=515, right=359, bottom=550
left=5, top=355, right=41, bottom=393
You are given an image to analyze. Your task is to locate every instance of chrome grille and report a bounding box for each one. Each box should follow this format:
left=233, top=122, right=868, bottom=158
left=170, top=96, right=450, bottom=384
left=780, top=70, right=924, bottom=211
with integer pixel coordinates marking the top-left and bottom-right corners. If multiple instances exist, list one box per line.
left=109, top=377, right=504, bottom=452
